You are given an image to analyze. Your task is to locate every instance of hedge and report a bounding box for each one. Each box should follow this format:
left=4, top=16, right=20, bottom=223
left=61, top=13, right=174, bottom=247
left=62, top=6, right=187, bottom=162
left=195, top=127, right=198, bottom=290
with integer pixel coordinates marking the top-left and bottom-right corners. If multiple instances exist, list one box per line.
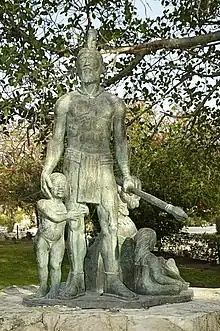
left=160, top=232, right=220, bottom=264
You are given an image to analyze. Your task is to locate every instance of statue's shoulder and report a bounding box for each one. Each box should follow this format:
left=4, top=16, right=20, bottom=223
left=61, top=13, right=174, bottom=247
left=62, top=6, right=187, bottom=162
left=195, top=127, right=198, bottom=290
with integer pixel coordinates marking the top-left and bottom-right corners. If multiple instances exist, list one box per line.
left=102, top=91, right=125, bottom=106
left=37, top=199, right=51, bottom=211
left=55, top=93, right=73, bottom=114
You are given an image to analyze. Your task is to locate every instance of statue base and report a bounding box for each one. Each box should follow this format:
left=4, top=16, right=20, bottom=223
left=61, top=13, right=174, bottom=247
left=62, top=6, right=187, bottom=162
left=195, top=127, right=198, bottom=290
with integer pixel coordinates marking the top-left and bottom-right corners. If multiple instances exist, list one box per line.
left=22, top=289, right=193, bottom=309
left=2, top=286, right=220, bottom=331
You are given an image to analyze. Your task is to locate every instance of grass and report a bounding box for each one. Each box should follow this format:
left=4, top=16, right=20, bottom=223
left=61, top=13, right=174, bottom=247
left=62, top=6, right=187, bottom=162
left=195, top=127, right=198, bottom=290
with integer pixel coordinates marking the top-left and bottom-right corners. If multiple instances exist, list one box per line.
left=1, top=241, right=220, bottom=289
left=0, top=241, right=69, bottom=290
left=179, top=266, right=220, bottom=288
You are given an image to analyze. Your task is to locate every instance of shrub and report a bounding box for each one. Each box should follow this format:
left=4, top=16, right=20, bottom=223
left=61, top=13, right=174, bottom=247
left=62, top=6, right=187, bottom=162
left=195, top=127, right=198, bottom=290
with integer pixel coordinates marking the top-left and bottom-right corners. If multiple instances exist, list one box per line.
left=161, top=232, right=220, bottom=264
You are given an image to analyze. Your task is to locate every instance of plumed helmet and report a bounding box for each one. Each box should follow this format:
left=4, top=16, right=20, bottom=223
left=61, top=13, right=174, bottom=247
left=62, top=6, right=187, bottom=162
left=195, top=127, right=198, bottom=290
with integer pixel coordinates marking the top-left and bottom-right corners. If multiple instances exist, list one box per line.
left=76, top=29, right=105, bottom=74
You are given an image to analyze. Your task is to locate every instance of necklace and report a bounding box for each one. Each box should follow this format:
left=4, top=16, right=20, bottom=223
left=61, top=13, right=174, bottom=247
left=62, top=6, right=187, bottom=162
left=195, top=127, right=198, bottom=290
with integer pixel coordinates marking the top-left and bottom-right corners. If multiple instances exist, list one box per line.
left=77, top=87, right=104, bottom=99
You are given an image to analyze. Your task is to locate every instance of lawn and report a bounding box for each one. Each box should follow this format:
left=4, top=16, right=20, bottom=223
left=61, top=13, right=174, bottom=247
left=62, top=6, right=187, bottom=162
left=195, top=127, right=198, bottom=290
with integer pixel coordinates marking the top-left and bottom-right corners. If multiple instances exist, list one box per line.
left=179, top=267, right=220, bottom=288
left=0, top=241, right=69, bottom=290
left=1, top=241, right=220, bottom=289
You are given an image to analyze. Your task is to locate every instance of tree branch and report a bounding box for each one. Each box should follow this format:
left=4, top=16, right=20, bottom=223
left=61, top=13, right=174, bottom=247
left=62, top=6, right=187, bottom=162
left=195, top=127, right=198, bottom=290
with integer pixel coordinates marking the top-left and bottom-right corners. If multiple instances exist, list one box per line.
left=102, top=30, right=220, bottom=55
left=193, top=71, right=220, bottom=78
left=127, top=103, right=152, bottom=126
left=103, top=53, right=145, bottom=87
left=149, top=114, right=166, bottom=140
left=189, top=79, right=220, bottom=130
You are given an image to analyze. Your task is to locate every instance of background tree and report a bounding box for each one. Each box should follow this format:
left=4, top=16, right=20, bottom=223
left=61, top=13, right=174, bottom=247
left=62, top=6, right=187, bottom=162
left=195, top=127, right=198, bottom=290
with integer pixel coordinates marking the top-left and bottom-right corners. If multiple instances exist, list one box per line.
left=128, top=111, right=220, bottom=238
left=0, top=124, right=42, bottom=230
left=1, top=0, right=220, bottom=236
left=1, top=0, right=220, bottom=137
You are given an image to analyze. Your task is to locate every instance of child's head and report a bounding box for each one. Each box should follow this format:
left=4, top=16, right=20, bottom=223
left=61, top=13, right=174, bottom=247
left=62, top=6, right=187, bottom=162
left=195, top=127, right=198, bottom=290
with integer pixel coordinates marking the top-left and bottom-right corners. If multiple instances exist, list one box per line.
left=50, top=173, right=67, bottom=199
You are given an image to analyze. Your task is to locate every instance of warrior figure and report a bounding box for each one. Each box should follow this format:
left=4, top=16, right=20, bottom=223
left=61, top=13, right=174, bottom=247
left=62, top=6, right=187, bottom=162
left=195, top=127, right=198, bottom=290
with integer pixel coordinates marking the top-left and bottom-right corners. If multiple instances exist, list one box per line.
left=41, top=29, right=136, bottom=299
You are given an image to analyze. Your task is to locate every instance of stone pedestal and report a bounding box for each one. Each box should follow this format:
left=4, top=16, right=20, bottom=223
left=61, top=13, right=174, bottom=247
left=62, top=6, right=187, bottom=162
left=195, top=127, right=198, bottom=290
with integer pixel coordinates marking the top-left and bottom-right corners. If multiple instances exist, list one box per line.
left=22, top=289, right=193, bottom=309
left=1, top=286, right=220, bottom=331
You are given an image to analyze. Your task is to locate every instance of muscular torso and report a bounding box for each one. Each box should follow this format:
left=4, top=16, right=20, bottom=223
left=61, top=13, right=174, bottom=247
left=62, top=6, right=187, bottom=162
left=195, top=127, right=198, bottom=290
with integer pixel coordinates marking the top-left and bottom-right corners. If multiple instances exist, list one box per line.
left=66, top=90, right=115, bottom=154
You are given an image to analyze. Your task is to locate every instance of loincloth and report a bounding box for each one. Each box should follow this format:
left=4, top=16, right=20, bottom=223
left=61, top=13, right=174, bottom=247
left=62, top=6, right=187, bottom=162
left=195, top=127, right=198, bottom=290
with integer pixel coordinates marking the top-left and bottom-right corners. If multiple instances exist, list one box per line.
left=64, top=148, right=113, bottom=204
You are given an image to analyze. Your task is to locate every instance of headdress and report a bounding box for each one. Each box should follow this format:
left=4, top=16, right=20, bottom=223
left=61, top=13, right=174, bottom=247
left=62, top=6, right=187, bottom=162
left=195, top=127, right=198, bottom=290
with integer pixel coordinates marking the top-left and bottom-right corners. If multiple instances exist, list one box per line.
left=76, top=29, right=104, bottom=72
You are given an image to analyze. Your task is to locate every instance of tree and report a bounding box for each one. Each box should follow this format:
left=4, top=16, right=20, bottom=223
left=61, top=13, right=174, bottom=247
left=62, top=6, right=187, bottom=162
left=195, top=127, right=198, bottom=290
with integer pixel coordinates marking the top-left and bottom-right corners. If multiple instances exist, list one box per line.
left=128, top=113, right=220, bottom=238
left=0, top=124, right=43, bottom=229
left=1, top=0, right=220, bottom=138
left=1, top=0, right=220, bottom=237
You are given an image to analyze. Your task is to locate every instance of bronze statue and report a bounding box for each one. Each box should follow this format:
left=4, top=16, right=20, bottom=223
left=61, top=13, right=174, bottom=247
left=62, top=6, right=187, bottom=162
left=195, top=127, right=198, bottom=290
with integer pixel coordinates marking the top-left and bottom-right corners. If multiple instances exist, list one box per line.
left=32, top=29, right=190, bottom=306
left=35, top=173, right=84, bottom=298
left=41, top=29, right=136, bottom=299
left=134, top=228, right=189, bottom=295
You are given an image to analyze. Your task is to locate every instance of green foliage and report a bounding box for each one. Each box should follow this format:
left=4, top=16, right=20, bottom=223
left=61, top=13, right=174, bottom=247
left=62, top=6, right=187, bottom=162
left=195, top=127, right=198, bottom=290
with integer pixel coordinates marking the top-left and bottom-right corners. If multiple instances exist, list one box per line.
left=1, top=0, right=220, bottom=237
left=162, top=232, right=220, bottom=264
left=0, top=209, right=30, bottom=232
left=0, top=0, right=140, bottom=140
left=127, top=112, right=220, bottom=237
left=0, top=126, right=43, bottom=230
left=215, top=217, right=220, bottom=234
left=0, top=214, right=10, bottom=227
left=1, top=0, right=220, bottom=139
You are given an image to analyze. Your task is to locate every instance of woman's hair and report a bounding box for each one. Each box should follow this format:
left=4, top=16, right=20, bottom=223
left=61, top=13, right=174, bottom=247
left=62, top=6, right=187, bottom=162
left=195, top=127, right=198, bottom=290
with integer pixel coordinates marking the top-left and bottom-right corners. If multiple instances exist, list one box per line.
left=134, top=228, right=157, bottom=264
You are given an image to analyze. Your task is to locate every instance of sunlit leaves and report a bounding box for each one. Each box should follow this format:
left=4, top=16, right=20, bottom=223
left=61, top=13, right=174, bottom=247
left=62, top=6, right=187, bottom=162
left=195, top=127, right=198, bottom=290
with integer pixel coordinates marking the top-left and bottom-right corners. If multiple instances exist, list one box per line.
left=1, top=0, right=220, bottom=142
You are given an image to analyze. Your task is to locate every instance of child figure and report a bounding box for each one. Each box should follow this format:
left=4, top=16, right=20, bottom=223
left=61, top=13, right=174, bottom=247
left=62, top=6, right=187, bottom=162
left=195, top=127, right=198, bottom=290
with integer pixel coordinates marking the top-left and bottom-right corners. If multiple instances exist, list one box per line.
left=35, top=172, right=84, bottom=299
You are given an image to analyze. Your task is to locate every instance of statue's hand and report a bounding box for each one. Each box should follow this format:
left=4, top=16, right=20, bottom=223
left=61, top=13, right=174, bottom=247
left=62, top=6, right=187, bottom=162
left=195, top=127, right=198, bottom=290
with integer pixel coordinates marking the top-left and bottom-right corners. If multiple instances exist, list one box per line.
left=123, top=176, right=135, bottom=194
left=41, top=171, right=52, bottom=198
left=67, top=205, right=89, bottom=220
left=67, top=210, right=81, bottom=220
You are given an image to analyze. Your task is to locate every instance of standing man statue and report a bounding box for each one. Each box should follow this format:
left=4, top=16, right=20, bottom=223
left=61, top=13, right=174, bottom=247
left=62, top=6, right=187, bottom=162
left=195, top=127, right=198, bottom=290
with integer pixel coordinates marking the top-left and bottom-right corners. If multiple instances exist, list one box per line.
left=41, top=29, right=136, bottom=299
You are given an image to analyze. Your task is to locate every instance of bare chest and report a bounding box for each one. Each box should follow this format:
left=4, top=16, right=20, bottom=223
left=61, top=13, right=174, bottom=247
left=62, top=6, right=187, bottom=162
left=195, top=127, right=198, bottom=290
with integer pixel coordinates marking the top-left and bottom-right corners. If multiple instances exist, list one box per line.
left=66, top=94, right=114, bottom=133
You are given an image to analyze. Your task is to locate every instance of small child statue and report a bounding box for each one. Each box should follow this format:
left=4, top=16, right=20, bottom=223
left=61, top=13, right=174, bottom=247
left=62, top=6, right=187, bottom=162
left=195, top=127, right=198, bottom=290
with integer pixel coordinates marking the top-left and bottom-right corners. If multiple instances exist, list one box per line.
left=34, top=172, right=81, bottom=299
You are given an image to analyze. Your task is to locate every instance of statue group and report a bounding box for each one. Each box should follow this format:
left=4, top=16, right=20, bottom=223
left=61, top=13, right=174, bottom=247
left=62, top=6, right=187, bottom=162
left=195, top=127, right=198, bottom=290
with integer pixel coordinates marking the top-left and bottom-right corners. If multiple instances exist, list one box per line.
left=32, top=29, right=189, bottom=304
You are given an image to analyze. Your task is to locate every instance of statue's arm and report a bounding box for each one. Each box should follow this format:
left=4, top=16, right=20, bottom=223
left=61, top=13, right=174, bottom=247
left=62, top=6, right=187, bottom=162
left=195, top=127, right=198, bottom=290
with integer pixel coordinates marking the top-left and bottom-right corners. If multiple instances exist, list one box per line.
left=43, top=97, right=68, bottom=174
left=113, top=98, right=135, bottom=192
left=113, top=99, right=130, bottom=179
left=162, top=264, right=186, bottom=282
left=150, top=268, right=177, bottom=285
left=37, top=200, right=68, bottom=224
left=148, top=257, right=182, bottom=285
left=41, top=96, right=68, bottom=197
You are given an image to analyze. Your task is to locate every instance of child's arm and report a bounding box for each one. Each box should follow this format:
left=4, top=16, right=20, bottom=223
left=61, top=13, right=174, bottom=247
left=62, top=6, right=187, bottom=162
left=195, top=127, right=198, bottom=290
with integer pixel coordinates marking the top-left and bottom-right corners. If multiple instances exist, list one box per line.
left=37, top=200, right=68, bottom=223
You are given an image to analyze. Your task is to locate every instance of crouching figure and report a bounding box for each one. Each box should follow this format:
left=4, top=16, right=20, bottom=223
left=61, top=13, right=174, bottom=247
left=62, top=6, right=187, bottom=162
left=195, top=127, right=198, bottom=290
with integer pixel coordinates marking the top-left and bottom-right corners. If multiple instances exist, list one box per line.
left=134, top=228, right=189, bottom=296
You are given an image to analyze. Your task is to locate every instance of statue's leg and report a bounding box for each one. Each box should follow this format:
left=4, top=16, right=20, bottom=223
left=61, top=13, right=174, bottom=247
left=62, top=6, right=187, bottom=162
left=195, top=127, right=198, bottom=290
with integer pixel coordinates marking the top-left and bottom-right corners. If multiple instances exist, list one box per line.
left=60, top=216, right=86, bottom=298
left=84, top=234, right=105, bottom=293
left=60, top=158, right=87, bottom=298
left=34, top=235, right=49, bottom=297
left=45, top=236, right=65, bottom=299
left=97, top=166, right=137, bottom=299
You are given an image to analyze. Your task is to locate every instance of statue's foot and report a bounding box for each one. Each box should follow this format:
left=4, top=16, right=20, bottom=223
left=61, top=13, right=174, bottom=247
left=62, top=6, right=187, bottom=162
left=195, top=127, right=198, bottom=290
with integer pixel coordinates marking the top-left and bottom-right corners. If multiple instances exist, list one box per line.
left=44, top=285, right=59, bottom=299
left=58, top=273, right=85, bottom=299
left=104, top=274, right=138, bottom=300
left=35, top=286, right=48, bottom=298
left=182, top=282, right=190, bottom=291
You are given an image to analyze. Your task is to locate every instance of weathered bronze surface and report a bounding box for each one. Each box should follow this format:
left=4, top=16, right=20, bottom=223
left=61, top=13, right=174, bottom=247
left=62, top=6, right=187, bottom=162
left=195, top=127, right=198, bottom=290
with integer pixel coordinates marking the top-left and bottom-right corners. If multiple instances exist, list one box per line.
left=25, top=29, right=190, bottom=307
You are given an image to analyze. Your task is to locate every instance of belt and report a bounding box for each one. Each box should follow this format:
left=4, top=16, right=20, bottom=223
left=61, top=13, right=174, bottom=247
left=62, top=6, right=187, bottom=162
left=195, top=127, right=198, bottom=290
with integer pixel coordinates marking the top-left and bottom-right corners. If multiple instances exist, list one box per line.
left=65, top=148, right=113, bottom=165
